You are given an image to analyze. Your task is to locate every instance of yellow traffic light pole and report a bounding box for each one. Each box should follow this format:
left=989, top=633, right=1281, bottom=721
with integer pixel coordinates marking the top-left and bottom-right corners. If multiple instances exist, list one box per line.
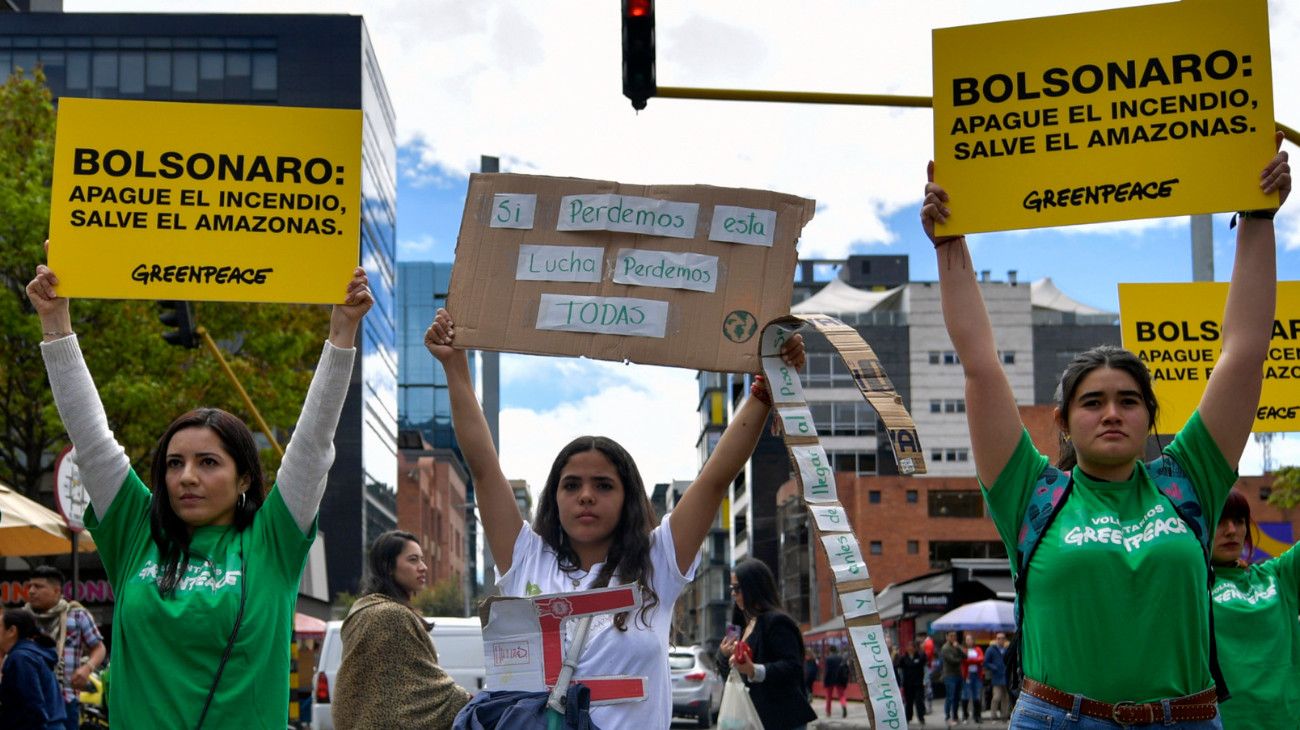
left=196, top=325, right=285, bottom=458
left=654, top=86, right=1300, bottom=147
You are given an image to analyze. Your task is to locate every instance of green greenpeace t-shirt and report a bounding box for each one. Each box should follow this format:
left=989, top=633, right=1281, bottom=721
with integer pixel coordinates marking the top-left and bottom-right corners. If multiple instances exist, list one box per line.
left=982, top=411, right=1234, bottom=703
left=1213, top=543, right=1300, bottom=729
left=86, top=470, right=315, bottom=729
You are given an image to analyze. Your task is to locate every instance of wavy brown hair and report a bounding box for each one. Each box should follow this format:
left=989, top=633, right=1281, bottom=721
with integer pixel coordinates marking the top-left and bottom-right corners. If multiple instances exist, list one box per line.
left=533, top=436, right=658, bottom=631
left=1054, top=345, right=1159, bottom=471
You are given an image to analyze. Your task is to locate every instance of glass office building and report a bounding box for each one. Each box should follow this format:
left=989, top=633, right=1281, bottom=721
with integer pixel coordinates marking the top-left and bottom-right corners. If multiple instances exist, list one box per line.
left=1, top=12, right=399, bottom=600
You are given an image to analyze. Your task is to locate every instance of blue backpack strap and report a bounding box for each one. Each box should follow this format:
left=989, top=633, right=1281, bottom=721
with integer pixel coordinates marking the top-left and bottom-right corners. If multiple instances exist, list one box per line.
left=1148, top=454, right=1231, bottom=703
left=1013, top=466, right=1073, bottom=615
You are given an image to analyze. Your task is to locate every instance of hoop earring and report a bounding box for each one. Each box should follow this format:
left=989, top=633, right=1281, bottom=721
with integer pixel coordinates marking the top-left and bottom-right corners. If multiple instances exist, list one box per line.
left=238, top=491, right=247, bottom=510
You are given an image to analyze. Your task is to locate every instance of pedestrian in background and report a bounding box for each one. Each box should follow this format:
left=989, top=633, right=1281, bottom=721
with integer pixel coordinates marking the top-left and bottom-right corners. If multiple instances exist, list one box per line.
left=0, top=607, right=66, bottom=729
left=983, top=633, right=1009, bottom=721
left=1210, top=487, right=1300, bottom=729
left=28, top=251, right=372, bottom=728
left=803, top=647, right=818, bottom=699
left=334, top=530, right=470, bottom=729
left=923, top=133, right=1289, bottom=728
left=960, top=634, right=983, bottom=724
left=718, top=558, right=817, bottom=730
left=23, top=566, right=105, bottom=730
left=895, top=639, right=928, bottom=727
left=822, top=644, right=849, bottom=718
left=939, top=631, right=964, bottom=727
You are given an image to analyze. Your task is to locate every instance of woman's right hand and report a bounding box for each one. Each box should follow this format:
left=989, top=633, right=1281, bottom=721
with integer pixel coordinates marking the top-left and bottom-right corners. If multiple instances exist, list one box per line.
left=719, top=635, right=737, bottom=658
left=424, top=308, right=457, bottom=363
left=25, top=241, right=73, bottom=338
left=921, top=161, right=960, bottom=247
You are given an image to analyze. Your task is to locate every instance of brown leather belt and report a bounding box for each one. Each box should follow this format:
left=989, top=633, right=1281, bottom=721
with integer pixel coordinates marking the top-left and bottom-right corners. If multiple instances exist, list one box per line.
left=1021, top=678, right=1219, bottom=725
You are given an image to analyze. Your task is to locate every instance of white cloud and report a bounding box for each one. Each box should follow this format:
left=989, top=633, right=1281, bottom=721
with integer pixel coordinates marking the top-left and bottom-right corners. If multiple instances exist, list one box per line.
left=498, top=366, right=700, bottom=502
left=1240, top=433, right=1300, bottom=476
left=397, top=233, right=436, bottom=257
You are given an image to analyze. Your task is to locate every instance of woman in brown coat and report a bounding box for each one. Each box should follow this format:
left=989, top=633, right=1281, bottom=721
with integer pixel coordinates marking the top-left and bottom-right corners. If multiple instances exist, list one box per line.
left=333, top=530, right=471, bottom=729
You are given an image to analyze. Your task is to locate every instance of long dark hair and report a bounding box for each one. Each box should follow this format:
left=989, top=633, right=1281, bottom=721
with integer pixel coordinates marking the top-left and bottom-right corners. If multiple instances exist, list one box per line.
left=533, top=436, right=658, bottom=631
left=3, top=607, right=56, bottom=649
left=1218, top=487, right=1257, bottom=564
left=1054, top=345, right=1159, bottom=471
left=730, top=557, right=783, bottom=625
left=360, top=530, right=420, bottom=603
left=149, top=408, right=266, bottom=595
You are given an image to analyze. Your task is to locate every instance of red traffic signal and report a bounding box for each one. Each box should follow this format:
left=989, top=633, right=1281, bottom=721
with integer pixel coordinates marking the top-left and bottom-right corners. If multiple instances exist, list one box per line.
left=621, top=0, right=656, bottom=110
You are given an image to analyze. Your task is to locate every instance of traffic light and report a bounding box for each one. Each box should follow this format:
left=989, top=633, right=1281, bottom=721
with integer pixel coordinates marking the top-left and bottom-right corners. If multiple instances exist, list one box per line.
left=621, top=0, right=656, bottom=110
left=157, top=300, right=198, bottom=348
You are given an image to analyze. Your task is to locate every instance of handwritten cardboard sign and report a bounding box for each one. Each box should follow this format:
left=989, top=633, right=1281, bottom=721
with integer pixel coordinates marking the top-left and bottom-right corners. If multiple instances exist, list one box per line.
left=479, top=586, right=646, bottom=704
left=448, top=173, right=814, bottom=373
left=48, top=98, right=362, bottom=303
left=1119, top=281, right=1300, bottom=434
left=932, top=0, right=1276, bottom=234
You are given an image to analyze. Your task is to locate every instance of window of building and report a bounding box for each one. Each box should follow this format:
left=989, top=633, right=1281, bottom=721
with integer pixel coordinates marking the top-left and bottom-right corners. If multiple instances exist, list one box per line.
left=906, top=490, right=918, bottom=503
left=868, top=490, right=881, bottom=504
left=929, top=541, right=1007, bottom=569
left=870, top=541, right=883, bottom=555
left=931, top=449, right=943, bottom=462
left=930, top=400, right=941, bottom=413
left=1002, top=351, right=1016, bottom=365
left=928, top=490, right=984, bottom=518
left=907, top=540, right=919, bottom=554
left=943, top=351, right=960, bottom=365
left=928, top=351, right=940, bottom=365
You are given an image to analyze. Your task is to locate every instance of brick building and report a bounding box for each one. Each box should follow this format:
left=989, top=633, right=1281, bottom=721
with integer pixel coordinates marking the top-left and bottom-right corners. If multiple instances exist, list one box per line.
left=397, top=441, right=468, bottom=589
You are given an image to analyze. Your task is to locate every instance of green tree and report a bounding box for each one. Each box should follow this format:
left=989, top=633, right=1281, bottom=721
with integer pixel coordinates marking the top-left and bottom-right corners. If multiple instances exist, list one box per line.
left=1268, top=465, right=1300, bottom=522
left=412, top=578, right=467, bottom=617
left=1, top=68, right=332, bottom=500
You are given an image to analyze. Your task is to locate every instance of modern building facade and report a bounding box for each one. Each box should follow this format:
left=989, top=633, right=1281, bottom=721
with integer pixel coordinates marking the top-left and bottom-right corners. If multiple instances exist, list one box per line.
left=0, top=11, right=400, bottom=605
left=397, top=260, right=503, bottom=602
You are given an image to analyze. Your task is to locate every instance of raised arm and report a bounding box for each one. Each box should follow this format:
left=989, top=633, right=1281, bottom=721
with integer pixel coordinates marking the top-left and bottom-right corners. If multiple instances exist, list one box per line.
left=1198, top=134, right=1289, bottom=466
left=922, top=162, right=1024, bottom=486
left=425, top=308, right=523, bottom=573
left=277, top=267, right=371, bottom=533
left=28, top=244, right=131, bottom=513
left=671, top=336, right=804, bottom=574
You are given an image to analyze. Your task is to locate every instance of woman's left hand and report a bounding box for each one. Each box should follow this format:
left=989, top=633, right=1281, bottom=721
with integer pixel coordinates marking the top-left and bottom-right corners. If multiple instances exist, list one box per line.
left=731, top=651, right=757, bottom=679
left=329, top=267, right=372, bottom=347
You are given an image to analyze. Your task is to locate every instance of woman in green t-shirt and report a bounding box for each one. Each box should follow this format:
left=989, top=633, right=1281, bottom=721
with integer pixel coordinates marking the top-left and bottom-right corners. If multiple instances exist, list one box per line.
left=919, top=133, right=1289, bottom=729
left=27, top=250, right=373, bottom=729
left=1211, top=487, right=1300, bottom=729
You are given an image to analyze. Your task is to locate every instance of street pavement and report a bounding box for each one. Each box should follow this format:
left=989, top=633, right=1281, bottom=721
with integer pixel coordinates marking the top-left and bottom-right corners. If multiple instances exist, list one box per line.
left=811, top=699, right=1012, bottom=730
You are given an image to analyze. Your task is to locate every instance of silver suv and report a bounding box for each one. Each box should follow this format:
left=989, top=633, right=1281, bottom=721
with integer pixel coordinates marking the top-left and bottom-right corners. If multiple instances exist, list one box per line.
left=669, top=645, right=723, bottom=728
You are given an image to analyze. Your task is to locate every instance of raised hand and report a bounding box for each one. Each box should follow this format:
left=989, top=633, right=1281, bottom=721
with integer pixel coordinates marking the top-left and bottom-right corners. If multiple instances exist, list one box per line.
left=424, top=307, right=457, bottom=363
left=329, top=267, right=372, bottom=348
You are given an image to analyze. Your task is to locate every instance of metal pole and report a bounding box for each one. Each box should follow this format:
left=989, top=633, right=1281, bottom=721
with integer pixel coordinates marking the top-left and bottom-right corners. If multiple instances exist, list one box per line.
left=196, top=326, right=284, bottom=458
left=71, top=531, right=80, bottom=603
left=1191, top=214, right=1214, bottom=282
left=656, top=87, right=932, bottom=108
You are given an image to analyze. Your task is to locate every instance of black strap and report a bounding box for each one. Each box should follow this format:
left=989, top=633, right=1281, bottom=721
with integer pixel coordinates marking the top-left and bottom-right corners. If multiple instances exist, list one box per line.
left=195, top=534, right=247, bottom=730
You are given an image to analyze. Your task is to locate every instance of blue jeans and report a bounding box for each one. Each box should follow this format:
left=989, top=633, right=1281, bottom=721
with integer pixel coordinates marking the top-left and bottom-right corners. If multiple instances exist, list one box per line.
left=1010, top=692, right=1223, bottom=729
left=63, top=699, right=79, bottom=730
left=944, top=675, right=963, bottom=720
left=965, top=675, right=983, bottom=720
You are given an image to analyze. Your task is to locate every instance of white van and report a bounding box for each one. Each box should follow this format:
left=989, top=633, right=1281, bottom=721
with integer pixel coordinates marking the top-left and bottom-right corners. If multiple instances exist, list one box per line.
left=310, top=616, right=485, bottom=730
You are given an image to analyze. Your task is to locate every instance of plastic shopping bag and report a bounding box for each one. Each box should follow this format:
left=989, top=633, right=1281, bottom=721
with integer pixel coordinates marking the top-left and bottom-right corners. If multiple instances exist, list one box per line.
left=717, top=672, right=762, bottom=730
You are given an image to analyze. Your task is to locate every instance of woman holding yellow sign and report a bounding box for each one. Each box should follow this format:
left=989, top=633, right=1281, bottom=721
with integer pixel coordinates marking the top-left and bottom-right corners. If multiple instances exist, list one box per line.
left=921, top=131, right=1288, bottom=729
left=26, top=250, right=372, bottom=729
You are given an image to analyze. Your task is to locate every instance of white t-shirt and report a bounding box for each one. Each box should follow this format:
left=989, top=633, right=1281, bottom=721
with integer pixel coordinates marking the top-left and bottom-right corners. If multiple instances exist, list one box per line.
left=495, top=515, right=698, bottom=730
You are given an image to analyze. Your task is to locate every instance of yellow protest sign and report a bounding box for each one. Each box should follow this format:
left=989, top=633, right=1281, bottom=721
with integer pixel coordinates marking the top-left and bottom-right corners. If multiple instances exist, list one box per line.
left=48, top=98, right=362, bottom=304
left=932, top=0, right=1277, bottom=235
left=1119, top=281, right=1300, bottom=434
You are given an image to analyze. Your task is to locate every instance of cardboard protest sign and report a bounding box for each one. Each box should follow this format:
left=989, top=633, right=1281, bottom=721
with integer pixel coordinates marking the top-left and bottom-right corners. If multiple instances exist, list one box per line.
left=447, top=173, right=814, bottom=373
left=1119, top=281, right=1300, bottom=434
left=478, top=586, right=646, bottom=704
left=48, top=98, right=362, bottom=304
left=932, top=0, right=1276, bottom=234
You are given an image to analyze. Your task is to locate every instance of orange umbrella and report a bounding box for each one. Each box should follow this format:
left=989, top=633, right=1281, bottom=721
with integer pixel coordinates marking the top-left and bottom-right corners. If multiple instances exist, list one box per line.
left=0, top=481, right=95, bottom=557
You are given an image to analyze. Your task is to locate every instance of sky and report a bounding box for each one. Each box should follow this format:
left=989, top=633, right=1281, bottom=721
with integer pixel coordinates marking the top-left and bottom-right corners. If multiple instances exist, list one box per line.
left=71, top=0, right=1300, bottom=491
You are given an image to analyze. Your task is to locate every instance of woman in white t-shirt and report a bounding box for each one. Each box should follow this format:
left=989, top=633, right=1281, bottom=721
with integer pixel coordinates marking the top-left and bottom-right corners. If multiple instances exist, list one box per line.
left=424, top=308, right=803, bottom=730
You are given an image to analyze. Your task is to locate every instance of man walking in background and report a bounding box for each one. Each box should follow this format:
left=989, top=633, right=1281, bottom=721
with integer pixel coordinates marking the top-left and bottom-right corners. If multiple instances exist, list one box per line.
left=24, top=566, right=105, bottom=730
